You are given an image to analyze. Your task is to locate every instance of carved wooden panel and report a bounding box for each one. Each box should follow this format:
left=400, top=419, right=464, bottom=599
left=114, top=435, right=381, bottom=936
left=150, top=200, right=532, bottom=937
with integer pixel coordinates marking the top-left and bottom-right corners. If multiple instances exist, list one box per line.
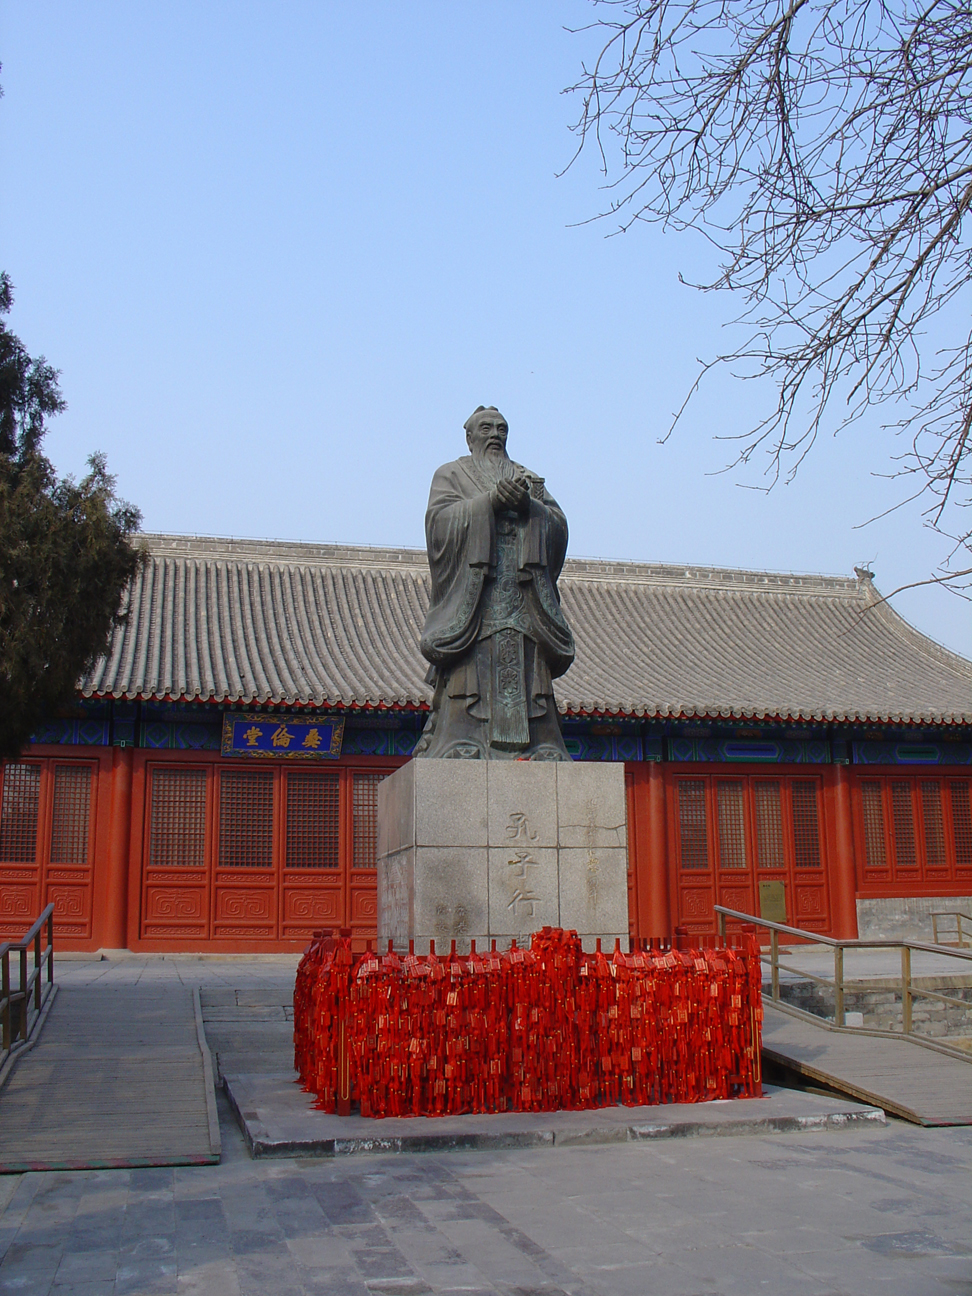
left=678, top=884, right=713, bottom=934
left=143, top=925, right=207, bottom=938
left=47, top=884, right=91, bottom=935
left=794, top=884, right=830, bottom=930
left=146, top=870, right=209, bottom=885
left=214, top=888, right=274, bottom=924
left=0, top=884, right=39, bottom=937
left=144, top=886, right=206, bottom=923
left=350, top=887, right=377, bottom=924
left=0, top=867, right=35, bottom=882
left=283, top=887, right=341, bottom=929
left=46, top=868, right=88, bottom=883
left=718, top=885, right=753, bottom=916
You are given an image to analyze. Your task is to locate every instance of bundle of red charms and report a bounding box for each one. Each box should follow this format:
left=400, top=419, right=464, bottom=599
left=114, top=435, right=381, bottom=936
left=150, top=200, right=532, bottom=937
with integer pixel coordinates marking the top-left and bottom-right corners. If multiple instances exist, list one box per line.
left=294, top=926, right=763, bottom=1118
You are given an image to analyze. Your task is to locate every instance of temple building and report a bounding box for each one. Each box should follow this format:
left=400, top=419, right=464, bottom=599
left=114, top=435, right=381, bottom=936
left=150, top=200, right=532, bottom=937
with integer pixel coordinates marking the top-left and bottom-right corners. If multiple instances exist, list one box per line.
left=2, top=531, right=971, bottom=953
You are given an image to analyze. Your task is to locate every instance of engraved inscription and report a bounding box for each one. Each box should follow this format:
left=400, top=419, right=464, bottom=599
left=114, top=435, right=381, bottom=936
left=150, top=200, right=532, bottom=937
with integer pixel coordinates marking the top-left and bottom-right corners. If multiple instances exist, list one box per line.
left=506, top=849, right=542, bottom=922
left=507, top=849, right=539, bottom=878
left=434, top=903, right=469, bottom=937
left=505, top=812, right=538, bottom=843
left=586, top=795, right=600, bottom=911
left=507, top=886, right=541, bottom=919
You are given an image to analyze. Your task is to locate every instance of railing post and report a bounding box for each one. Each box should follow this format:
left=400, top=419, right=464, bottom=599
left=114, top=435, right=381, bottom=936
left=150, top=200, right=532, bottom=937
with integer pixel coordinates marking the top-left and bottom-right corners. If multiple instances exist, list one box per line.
left=18, top=946, right=28, bottom=1041
left=834, top=944, right=844, bottom=1027
left=932, top=914, right=940, bottom=945
left=47, top=909, right=54, bottom=985
left=1, top=950, right=9, bottom=1052
left=770, top=928, right=780, bottom=1001
left=901, top=945, right=913, bottom=1034
left=717, top=910, right=726, bottom=941
left=34, top=928, right=42, bottom=1012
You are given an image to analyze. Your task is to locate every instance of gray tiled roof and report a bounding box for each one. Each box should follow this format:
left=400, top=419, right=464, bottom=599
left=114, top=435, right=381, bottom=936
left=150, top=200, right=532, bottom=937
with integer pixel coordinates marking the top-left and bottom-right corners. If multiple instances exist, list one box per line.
left=80, top=533, right=972, bottom=725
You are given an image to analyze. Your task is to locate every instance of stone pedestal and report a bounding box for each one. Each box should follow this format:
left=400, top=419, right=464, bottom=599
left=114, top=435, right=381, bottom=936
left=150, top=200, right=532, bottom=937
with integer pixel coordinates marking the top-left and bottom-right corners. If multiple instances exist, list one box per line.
left=377, top=761, right=628, bottom=953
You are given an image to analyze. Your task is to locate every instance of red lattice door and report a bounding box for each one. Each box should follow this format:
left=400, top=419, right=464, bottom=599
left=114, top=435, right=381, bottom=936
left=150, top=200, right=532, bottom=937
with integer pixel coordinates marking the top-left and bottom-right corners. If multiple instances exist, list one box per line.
left=349, top=771, right=384, bottom=944
left=281, top=769, right=343, bottom=938
left=0, top=759, right=98, bottom=941
left=713, top=778, right=757, bottom=920
left=751, top=777, right=830, bottom=933
left=214, top=769, right=277, bottom=940
left=137, top=758, right=396, bottom=948
left=0, top=762, right=44, bottom=937
left=671, top=770, right=831, bottom=936
left=140, top=766, right=211, bottom=942
left=672, top=776, right=716, bottom=934
left=856, top=774, right=972, bottom=894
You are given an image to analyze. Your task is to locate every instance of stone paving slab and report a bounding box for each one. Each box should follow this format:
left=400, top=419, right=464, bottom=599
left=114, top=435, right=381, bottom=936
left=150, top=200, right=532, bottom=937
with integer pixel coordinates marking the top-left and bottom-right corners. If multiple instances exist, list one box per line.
left=225, top=1074, right=886, bottom=1158
left=0, top=1097, right=968, bottom=1296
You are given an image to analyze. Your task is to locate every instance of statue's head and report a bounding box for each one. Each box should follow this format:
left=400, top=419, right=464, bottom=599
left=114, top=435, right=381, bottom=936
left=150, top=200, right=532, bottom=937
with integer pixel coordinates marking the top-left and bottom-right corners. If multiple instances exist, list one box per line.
left=464, top=406, right=509, bottom=458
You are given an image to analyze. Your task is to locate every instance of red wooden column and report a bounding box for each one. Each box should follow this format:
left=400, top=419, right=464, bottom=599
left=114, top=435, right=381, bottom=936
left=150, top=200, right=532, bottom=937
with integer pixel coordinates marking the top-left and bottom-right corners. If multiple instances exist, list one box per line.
left=643, top=760, right=671, bottom=939
left=829, top=762, right=859, bottom=938
left=102, top=746, right=134, bottom=950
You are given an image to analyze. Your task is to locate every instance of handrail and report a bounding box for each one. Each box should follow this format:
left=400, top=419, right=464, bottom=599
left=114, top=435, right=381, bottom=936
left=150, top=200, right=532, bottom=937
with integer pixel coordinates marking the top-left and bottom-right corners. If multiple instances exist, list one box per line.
left=714, top=905, right=972, bottom=959
left=1, top=903, right=55, bottom=1067
left=931, top=910, right=972, bottom=949
left=714, top=905, right=972, bottom=1046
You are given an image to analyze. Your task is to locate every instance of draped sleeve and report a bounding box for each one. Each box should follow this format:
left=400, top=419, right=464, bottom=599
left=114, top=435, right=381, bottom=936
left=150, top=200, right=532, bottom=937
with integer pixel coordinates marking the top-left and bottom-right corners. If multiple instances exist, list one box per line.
left=419, top=461, right=494, bottom=666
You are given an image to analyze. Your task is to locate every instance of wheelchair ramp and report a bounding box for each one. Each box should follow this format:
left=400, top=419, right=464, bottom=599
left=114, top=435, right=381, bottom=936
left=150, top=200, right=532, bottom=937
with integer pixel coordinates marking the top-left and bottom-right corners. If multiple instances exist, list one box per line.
left=762, top=1001, right=972, bottom=1126
left=0, top=984, right=219, bottom=1172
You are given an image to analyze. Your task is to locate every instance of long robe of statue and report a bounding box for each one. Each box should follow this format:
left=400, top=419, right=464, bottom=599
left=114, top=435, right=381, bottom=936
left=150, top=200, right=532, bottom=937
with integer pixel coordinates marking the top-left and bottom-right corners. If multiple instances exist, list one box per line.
left=414, top=406, right=575, bottom=760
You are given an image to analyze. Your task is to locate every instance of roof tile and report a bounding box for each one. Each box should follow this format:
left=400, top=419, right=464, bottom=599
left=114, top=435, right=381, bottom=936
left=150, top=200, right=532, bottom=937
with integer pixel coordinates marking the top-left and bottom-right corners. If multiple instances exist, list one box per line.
left=80, top=534, right=972, bottom=725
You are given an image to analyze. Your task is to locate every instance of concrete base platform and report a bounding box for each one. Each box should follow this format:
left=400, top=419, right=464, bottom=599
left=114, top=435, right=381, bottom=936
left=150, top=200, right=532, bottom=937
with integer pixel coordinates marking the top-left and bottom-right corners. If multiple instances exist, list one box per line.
left=224, top=1073, right=886, bottom=1159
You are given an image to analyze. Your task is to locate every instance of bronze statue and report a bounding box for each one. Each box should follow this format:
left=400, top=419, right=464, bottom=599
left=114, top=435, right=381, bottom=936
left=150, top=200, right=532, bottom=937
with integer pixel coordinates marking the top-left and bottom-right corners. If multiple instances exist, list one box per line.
left=414, top=406, right=575, bottom=760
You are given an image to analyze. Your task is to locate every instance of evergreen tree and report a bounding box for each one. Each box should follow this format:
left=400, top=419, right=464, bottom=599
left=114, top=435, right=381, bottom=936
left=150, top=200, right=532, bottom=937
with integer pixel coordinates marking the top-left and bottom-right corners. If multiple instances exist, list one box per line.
left=0, top=273, right=142, bottom=759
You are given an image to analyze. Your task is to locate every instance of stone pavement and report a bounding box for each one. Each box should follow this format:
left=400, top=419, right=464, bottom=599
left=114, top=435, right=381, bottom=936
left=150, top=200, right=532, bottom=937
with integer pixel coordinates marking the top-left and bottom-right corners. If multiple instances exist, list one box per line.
left=0, top=1090, right=970, bottom=1296
left=0, top=954, right=966, bottom=1295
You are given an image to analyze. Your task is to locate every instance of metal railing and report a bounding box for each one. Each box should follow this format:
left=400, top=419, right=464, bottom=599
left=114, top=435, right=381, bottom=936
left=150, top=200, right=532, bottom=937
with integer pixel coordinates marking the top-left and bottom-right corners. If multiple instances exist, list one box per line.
left=1, top=904, right=55, bottom=1065
left=715, top=905, right=972, bottom=1046
left=931, top=910, right=972, bottom=949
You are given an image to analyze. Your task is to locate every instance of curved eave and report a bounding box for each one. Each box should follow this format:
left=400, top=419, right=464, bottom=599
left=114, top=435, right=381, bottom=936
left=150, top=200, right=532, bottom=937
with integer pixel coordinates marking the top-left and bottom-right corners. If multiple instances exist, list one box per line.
left=82, top=688, right=972, bottom=728
left=81, top=687, right=431, bottom=712
left=562, top=703, right=972, bottom=726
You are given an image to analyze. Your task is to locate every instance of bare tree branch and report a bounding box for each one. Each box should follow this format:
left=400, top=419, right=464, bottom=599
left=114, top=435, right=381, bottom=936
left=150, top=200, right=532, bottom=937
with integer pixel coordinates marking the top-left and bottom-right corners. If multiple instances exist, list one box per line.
left=566, top=0, right=972, bottom=594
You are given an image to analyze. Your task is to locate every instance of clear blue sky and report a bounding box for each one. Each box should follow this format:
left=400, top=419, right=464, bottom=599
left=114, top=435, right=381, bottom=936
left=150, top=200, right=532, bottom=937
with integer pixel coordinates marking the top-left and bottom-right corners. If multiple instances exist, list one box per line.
left=2, top=2, right=968, bottom=656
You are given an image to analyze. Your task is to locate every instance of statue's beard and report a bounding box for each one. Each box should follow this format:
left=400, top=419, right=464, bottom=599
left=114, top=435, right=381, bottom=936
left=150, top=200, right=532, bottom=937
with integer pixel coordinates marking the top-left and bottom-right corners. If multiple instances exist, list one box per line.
left=471, top=443, right=514, bottom=485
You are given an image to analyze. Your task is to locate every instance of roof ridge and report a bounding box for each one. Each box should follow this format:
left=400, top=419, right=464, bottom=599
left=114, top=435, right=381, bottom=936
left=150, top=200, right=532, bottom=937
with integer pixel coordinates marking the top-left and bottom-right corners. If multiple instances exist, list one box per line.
left=560, top=557, right=860, bottom=595
left=137, top=532, right=861, bottom=592
left=137, top=532, right=429, bottom=569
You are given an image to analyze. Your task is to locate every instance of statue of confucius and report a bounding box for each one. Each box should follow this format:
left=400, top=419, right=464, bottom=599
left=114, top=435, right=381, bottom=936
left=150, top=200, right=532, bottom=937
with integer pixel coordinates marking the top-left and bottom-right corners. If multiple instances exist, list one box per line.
left=413, top=406, right=575, bottom=760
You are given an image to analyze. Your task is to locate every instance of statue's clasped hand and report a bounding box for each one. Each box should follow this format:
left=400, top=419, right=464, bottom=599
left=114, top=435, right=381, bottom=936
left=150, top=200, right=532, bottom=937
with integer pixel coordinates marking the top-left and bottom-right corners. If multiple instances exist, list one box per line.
left=491, top=475, right=531, bottom=514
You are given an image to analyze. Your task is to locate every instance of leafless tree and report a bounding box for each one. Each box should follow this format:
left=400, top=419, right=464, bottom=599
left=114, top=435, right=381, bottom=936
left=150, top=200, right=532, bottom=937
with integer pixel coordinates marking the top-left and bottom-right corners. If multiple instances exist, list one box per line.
left=566, top=0, right=972, bottom=593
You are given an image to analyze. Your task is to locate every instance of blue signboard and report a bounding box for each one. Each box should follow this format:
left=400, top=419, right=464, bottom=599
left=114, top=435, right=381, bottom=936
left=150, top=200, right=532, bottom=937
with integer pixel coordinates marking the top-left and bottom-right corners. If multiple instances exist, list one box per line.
left=220, top=713, right=344, bottom=760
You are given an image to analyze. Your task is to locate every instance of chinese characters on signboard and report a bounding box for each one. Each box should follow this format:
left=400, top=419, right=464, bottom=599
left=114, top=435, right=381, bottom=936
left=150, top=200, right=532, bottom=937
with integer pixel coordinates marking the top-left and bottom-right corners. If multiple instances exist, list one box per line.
left=220, top=714, right=345, bottom=760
